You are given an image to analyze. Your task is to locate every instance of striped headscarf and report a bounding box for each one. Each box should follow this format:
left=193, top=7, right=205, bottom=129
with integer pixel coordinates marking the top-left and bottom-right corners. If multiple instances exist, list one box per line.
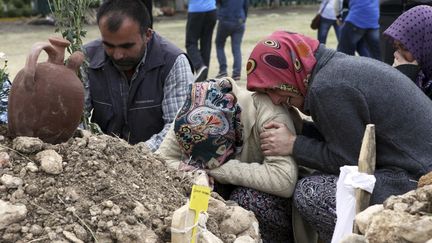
left=246, top=31, right=320, bottom=96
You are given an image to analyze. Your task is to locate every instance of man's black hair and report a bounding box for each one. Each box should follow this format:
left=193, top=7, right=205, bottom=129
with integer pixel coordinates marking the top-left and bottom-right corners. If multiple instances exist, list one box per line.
left=97, top=0, right=151, bottom=35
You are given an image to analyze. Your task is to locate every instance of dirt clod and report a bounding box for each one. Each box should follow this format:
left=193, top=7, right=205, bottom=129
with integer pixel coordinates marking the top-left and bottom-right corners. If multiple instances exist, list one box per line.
left=0, top=125, right=197, bottom=242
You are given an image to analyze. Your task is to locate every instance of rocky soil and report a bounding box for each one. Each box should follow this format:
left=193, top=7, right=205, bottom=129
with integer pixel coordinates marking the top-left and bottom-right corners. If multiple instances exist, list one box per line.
left=342, top=174, right=432, bottom=243
left=0, top=124, right=200, bottom=243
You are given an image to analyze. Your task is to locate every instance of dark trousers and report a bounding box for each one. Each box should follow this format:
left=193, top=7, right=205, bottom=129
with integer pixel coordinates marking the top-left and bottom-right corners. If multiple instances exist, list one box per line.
left=379, top=13, right=400, bottom=65
left=185, top=10, right=217, bottom=76
left=143, top=0, right=153, bottom=28
left=215, top=20, right=245, bottom=77
left=317, top=17, right=340, bottom=44
left=337, top=21, right=381, bottom=61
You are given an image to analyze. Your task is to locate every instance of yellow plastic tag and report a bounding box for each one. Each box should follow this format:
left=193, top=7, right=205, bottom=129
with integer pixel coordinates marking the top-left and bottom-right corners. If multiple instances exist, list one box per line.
left=189, top=184, right=211, bottom=243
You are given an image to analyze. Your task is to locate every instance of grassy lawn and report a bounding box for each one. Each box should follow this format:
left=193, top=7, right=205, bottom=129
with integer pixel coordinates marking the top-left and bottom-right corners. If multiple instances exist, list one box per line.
left=0, top=4, right=338, bottom=83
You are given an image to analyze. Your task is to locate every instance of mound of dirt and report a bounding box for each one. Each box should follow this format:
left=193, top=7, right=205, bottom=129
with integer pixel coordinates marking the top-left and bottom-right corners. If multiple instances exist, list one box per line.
left=0, top=125, right=201, bottom=242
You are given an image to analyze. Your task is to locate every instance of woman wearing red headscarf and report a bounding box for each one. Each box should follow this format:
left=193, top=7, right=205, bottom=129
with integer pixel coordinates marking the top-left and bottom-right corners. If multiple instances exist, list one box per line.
left=247, top=31, right=432, bottom=242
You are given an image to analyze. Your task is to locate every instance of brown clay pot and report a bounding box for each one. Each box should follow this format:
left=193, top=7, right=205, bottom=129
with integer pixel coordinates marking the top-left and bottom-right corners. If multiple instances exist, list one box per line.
left=8, top=37, right=85, bottom=144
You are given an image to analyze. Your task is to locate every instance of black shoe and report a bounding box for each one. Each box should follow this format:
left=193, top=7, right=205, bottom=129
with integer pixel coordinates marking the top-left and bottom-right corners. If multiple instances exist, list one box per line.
left=215, top=72, right=228, bottom=79
left=194, top=66, right=208, bottom=83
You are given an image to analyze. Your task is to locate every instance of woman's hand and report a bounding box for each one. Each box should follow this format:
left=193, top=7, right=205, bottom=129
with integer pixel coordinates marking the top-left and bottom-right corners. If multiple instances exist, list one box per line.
left=178, top=161, right=198, bottom=172
left=178, top=162, right=215, bottom=188
left=260, top=121, right=297, bottom=156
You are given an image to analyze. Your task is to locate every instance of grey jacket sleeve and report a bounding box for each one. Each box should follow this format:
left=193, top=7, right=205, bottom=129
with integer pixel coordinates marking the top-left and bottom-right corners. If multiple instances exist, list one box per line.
left=293, top=85, right=368, bottom=174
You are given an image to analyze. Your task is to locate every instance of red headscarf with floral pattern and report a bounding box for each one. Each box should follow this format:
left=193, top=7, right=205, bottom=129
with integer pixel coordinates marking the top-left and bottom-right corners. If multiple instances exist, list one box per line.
left=246, top=31, right=320, bottom=96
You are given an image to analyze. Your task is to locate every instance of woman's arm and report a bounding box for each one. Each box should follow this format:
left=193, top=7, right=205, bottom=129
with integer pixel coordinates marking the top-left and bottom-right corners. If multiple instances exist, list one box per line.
left=208, top=93, right=298, bottom=198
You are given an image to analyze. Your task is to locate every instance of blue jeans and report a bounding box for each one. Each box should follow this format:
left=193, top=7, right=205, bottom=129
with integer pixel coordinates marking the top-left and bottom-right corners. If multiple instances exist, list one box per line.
left=317, top=17, right=340, bottom=44
left=337, top=21, right=381, bottom=60
left=215, top=20, right=245, bottom=77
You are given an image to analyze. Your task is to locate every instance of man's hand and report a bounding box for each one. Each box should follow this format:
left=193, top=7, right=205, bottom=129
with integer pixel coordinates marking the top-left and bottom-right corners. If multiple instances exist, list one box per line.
left=393, top=51, right=418, bottom=67
left=260, top=121, right=296, bottom=156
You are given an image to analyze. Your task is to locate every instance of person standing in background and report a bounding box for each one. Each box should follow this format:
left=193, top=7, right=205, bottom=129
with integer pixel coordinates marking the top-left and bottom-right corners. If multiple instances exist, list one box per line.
left=185, top=0, right=217, bottom=80
left=215, top=0, right=248, bottom=81
left=380, top=0, right=432, bottom=65
left=336, top=0, right=381, bottom=60
left=383, top=5, right=432, bottom=99
left=316, top=0, right=340, bottom=44
left=143, top=0, right=153, bottom=28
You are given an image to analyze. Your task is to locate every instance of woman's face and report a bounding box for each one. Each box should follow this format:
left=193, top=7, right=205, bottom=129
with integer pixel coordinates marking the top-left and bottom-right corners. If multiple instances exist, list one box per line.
left=262, top=88, right=305, bottom=112
left=393, top=40, right=415, bottom=63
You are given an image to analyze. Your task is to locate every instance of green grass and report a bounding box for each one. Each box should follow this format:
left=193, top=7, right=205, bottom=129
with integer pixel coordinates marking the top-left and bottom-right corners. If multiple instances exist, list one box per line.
left=0, top=4, right=339, bottom=83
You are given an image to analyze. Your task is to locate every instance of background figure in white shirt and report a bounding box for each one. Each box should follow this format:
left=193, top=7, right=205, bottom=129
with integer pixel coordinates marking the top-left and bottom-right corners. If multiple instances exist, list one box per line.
left=317, top=0, right=340, bottom=44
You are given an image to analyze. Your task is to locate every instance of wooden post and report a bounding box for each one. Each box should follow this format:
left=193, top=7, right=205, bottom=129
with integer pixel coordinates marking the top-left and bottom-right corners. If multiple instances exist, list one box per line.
left=353, top=124, right=376, bottom=234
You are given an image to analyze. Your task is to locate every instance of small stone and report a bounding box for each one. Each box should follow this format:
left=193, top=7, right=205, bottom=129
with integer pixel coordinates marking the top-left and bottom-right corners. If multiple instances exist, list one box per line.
left=102, top=209, right=113, bottom=216
left=36, top=150, right=63, bottom=175
left=90, top=216, right=97, bottom=224
left=106, top=220, right=113, bottom=228
left=339, top=234, right=367, bottom=243
left=21, top=226, right=29, bottom=233
left=418, top=172, right=432, bottom=188
left=96, top=170, right=106, bottom=178
left=0, top=151, right=10, bottom=168
left=125, top=216, right=137, bottom=225
left=63, top=230, right=84, bottom=243
left=63, top=224, right=74, bottom=232
left=73, top=224, right=88, bottom=241
left=25, top=184, right=39, bottom=196
left=48, top=231, right=57, bottom=240
left=19, top=168, right=27, bottom=177
left=42, top=177, right=56, bottom=187
left=66, top=207, right=76, bottom=213
left=29, top=224, right=43, bottom=236
left=5, top=223, right=22, bottom=233
left=111, top=205, right=121, bottom=215
left=393, top=202, right=409, bottom=212
left=12, top=137, right=44, bottom=154
left=0, top=200, right=27, bottom=230
left=133, top=201, right=149, bottom=219
left=0, top=174, right=23, bottom=188
left=26, top=162, right=39, bottom=172
left=55, top=226, right=63, bottom=233
left=2, top=233, right=20, bottom=242
left=24, top=233, right=33, bottom=240
left=102, top=200, right=113, bottom=208
left=97, top=220, right=107, bottom=229
left=11, top=188, right=25, bottom=200
left=65, top=188, right=79, bottom=202
left=89, top=205, right=101, bottom=216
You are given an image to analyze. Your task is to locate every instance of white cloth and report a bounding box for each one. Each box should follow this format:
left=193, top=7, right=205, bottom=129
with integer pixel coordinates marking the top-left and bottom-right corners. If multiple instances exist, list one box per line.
left=331, top=166, right=376, bottom=243
left=320, top=0, right=338, bottom=20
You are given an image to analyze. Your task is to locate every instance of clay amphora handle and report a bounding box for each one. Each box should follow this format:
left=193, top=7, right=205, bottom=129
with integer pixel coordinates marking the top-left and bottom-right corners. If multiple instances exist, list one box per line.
left=66, top=51, right=85, bottom=73
left=23, top=37, right=71, bottom=91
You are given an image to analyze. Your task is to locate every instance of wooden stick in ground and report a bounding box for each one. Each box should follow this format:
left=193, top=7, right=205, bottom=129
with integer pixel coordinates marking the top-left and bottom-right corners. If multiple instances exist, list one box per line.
left=353, top=124, right=376, bottom=234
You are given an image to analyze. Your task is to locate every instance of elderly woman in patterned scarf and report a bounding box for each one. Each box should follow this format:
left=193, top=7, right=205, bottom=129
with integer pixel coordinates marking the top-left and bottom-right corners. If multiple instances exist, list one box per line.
left=383, top=5, right=432, bottom=99
left=246, top=30, right=432, bottom=242
left=157, top=78, right=298, bottom=242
